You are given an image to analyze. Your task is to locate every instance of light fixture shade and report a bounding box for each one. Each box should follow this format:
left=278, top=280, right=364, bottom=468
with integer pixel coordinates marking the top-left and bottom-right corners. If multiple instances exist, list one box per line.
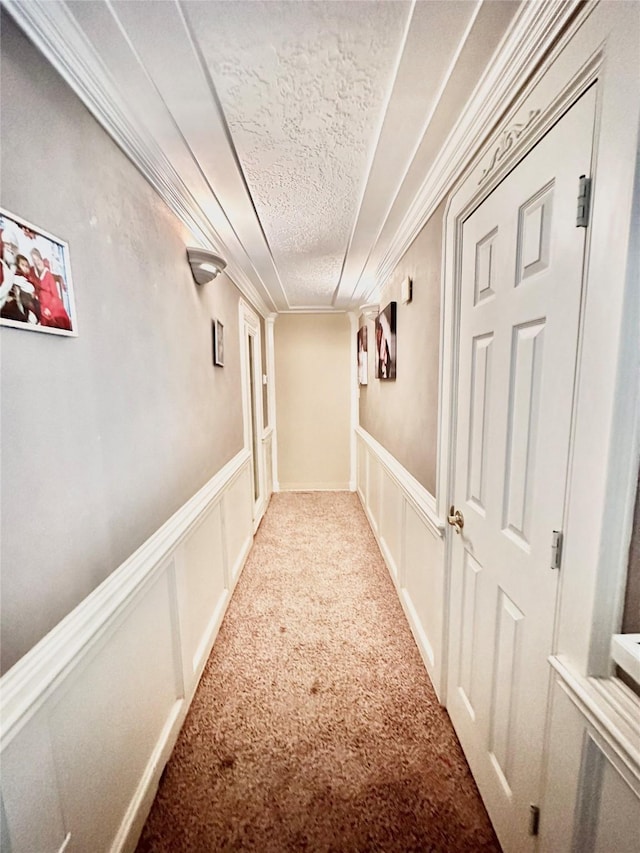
left=186, top=247, right=227, bottom=285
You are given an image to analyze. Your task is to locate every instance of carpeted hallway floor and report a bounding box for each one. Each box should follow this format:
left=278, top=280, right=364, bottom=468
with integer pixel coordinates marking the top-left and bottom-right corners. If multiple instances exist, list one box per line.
left=136, top=492, right=500, bottom=852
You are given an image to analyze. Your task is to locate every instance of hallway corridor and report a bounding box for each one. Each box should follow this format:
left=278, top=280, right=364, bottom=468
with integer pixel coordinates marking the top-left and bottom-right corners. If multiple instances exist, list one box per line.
left=136, top=493, right=499, bottom=852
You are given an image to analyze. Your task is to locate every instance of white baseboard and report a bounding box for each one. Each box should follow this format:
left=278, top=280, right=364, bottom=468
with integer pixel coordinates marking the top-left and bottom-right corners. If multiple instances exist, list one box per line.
left=1, top=449, right=255, bottom=853
left=279, top=482, right=352, bottom=491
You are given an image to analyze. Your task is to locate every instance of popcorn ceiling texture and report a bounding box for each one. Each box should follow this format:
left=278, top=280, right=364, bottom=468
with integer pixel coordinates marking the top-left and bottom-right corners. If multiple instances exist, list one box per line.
left=186, top=1, right=409, bottom=306
left=136, top=493, right=500, bottom=852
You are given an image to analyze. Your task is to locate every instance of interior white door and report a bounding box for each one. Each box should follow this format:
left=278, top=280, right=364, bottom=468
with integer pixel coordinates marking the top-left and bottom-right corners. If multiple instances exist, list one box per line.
left=239, top=302, right=266, bottom=531
left=447, top=86, right=596, bottom=852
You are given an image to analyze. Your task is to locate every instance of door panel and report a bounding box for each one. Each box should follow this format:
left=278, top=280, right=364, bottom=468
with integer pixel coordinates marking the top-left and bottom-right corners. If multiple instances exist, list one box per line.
left=447, top=86, right=596, bottom=852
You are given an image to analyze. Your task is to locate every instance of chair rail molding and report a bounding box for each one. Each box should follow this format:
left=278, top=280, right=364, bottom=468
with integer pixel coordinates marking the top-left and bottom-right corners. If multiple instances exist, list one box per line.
left=356, top=427, right=444, bottom=538
left=0, top=448, right=255, bottom=853
left=549, top=656, right=640, bottom=782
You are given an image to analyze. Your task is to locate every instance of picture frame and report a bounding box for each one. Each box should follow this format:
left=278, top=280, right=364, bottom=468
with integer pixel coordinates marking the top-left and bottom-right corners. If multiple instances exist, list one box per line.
left=357, top=325, right=368, bottom=385
left=0, top=207, right=78, bottom=336
left=213, top=318, right=224, bottom=366
left=375, top=301, right=397, bottom=380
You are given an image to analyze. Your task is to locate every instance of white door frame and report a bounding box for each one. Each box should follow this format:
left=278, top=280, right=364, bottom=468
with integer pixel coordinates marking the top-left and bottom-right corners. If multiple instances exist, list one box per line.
left=239, top=299, right=267, bottom=532
left=438, top=0, right=640, bottom=697
left=265, top=313, right=279, bottom=493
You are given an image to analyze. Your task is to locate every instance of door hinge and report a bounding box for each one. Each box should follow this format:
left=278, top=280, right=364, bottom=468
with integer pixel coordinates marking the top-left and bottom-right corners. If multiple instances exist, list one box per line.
left=576, top=175, right=591, bottom=227
left=551, top=530, right=563, bottom=570
left=529, top=804, right=541, bottom=836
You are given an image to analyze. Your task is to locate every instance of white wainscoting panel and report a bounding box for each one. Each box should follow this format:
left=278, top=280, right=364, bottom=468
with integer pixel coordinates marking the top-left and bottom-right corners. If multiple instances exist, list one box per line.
left=0, top=450, right=254, bottom=853
left=1, top=710, right=68, bottom=853
left=176, top=503, right=227, bottom=691
left=263, top=428, right=274, bottom=498
left=357, top=437, right=367, bottom=504
left=224, top=464, right=254, bottom=583
left=540, top=660, right=640, bottom=853
left=48, top=564, right=183, bottom=853
left=402, top=499, right=443, bottom=674
left=356, top=428, right=446, bottom=698
left=378, top=468, right=402, bottom=580
left=366, top=447, right=382, bottom=536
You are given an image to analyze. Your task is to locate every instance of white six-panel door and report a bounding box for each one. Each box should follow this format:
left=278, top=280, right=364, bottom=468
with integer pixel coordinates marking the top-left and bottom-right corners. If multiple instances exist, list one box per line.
left=447, top=86, right=597, bottom=852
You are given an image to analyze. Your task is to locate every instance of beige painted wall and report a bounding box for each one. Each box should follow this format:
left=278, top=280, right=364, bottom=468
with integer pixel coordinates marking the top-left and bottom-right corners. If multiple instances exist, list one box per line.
left=0, top=16, right=247, bottom=673
left=359, top=201, right=445, bottom=496
left=275, top=314, right=351, bottom=489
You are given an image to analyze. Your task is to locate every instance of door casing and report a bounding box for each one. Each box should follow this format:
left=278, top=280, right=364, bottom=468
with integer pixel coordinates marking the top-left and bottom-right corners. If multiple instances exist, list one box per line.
left=239, top=299, right=267, bottom=532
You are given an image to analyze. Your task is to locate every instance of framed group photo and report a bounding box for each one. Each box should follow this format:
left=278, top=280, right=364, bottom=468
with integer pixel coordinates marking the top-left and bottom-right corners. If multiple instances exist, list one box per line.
left=0, top=208, right=77, bottom=336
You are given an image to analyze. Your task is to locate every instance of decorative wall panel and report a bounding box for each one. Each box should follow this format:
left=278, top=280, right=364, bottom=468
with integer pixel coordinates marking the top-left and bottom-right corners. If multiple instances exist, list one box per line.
left=356, top=428, right=446, bottom=697
left=467, top=333, right=493, bottom=513
left=502, top=319, right=545, bottom=549
left=0, top=451, right=254, bottom=853
left=488, top=589, right=523, bottom=795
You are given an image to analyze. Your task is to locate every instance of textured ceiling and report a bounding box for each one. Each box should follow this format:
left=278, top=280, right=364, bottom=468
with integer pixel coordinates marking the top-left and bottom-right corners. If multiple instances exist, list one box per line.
left=185, top=1, right=410, bottom=307
left=5, top=0, right=522, bottom=313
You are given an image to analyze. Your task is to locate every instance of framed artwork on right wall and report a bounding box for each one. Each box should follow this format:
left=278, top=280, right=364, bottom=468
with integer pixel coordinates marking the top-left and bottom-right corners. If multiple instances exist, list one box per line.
left=375, top=301, right=396, bottom=380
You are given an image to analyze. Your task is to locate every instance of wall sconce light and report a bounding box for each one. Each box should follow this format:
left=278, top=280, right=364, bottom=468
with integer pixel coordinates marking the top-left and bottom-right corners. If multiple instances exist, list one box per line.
left=187, top=247, right=227, bottom=285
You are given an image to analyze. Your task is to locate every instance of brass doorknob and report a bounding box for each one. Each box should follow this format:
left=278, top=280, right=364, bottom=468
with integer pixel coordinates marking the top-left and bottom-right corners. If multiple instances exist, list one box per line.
left=448, top=506, right=464, bottom=534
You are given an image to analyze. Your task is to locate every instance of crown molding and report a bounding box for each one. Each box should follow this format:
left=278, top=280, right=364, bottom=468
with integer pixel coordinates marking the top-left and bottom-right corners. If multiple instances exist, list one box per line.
left=364, top=0, right=587, bottom=299
left=1, top=0, right=274, bottom=318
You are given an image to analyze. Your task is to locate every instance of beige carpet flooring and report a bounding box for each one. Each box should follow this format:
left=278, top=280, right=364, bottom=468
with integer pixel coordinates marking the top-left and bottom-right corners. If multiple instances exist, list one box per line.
left=136, top=492, right=500, bottom=852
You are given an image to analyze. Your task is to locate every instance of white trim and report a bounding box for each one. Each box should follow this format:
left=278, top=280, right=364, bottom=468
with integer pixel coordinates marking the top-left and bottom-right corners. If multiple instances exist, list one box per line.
left=439, top=0, right=640, bottom=674
left=437, top=4, right=640, bottom=849
left=348, top=312, right=358, bottom=491
left=437, top=14, right=602, bottom=522
left=109, top=697, right=185, bottom=853
left=0, top=448, right=250, bottom=748
left=265, top=314, right=279, bottom=492
left=356, top=426, right=444, bottom=539
left=549, top=656, right=640, bottom=788
left=238, top=299, right=267, bottom=531
left=401, top=588, right=435, bottom=671
left=278, top=483, right=352, bottom=492
left=611, top=635, right=640, bottom=685
left=339, top=0, right=482, bottom=310
left=365, top=0, right=586, bottom=301
left=355, top=439, right=446, bottom=698
left=0, top=452, right=255, bottom=853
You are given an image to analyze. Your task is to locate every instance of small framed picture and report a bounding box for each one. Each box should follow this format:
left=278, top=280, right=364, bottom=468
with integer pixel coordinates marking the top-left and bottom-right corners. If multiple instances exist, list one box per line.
left=375, top=301, right=397, bottom=380
left=213, top=318, right=224, bottom=366
left=357, top=325, right=368, bottom=385
left=1, top=207, right=78, bottom=336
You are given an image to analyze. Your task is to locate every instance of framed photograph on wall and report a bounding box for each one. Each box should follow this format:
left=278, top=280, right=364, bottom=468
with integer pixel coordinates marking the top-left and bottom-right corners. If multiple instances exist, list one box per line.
left=0, top=208, right=77, bottom=336
left=357, top=325, right=368, bottom=385
left=375, top=301, right=397, bottom=380
left=213, top=318, right=224, bottom=366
